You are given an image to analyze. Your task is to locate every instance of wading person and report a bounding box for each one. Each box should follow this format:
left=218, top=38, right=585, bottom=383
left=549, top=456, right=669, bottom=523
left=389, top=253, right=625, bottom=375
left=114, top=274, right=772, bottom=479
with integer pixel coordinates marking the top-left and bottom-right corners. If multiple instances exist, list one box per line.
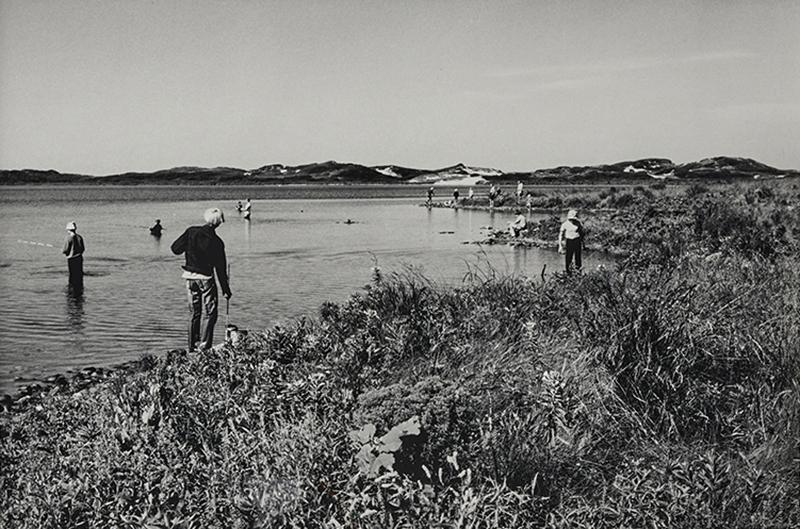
left=242, top=198, right=252, bottom=220
left=171, top=207, right=232, bottom=352
left=149, top=219, right=163, bottom=237
left=426, top=186, right=434, bottom=206
left=558, top=209, right=585, bottom=274
left=62, top=221, right=85, bottom=287
left=453, top=188, right=459, bottom=206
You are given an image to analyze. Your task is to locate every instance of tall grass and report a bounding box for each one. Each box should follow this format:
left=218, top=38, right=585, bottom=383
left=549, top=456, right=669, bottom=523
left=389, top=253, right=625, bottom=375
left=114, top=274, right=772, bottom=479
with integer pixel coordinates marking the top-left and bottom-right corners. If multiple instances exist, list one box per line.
left=1, top=182, right=799, bottom=528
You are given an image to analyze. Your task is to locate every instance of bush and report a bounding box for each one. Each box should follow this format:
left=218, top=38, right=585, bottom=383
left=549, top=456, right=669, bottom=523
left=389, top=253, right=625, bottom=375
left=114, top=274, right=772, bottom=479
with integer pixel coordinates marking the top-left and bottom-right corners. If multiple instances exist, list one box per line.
left=354, top=377, right=479, bottom=476
left=685, top=182, right=709, bottom=197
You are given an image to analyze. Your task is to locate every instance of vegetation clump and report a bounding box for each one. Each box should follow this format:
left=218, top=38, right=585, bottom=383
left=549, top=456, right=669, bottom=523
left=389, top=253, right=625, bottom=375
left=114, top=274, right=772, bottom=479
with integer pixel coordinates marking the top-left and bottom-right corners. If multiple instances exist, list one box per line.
left=1, top=182, right=799, bottom=528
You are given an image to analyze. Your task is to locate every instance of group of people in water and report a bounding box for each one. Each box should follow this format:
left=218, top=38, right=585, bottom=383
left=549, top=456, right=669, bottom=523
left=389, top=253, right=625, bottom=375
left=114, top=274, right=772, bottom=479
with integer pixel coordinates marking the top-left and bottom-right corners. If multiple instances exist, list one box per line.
left=425, top=183, right=586, bottom=275
left=62, top=190, right=584, bottom=353
left=428, top=181, right=536, bottom=212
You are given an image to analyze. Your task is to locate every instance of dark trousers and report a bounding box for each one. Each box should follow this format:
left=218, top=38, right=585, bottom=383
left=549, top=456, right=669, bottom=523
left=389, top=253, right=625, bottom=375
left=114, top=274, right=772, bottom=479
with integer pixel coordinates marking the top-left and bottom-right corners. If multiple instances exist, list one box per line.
left=67, top=255, right=83, bottom=286
left=565, top=238, right=582, bottom=273
left=186, top=278, right=218, bottom=351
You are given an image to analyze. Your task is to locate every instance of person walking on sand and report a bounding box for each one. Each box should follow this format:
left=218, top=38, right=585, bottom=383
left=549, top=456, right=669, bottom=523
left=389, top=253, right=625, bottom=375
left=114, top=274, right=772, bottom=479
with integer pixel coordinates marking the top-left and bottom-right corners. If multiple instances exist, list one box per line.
left=171, top=207, right=232, bottom=352
left=242, top=198, right=252, bottom=220
left=62, top=221, right=85, bottom=287
left=149, top=219, right=163, bottom=237
left=558, top=209, right=585, bottom=274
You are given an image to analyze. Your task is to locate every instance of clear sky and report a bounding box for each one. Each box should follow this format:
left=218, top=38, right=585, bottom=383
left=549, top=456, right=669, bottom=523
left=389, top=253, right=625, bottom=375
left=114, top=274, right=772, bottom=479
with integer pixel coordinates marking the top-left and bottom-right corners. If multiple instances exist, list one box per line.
left=1, top=0, right=798, bottom=175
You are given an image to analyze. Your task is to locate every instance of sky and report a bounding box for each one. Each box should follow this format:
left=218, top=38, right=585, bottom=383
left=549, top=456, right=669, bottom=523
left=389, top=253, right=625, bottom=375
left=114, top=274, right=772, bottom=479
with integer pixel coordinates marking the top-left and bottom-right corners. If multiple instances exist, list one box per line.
left=1, top=0, right=799, bottom=175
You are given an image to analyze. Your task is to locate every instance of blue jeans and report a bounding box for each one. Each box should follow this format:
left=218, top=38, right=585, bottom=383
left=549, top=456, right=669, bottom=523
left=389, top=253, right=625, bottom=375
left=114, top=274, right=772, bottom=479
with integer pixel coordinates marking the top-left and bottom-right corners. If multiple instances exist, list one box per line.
left=186, top=278, right=218, bottom=351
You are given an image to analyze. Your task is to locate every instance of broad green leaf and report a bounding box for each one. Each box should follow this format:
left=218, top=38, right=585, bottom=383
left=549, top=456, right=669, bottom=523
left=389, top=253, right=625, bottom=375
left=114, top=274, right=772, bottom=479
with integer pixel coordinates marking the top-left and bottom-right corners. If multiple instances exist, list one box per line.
left=348, top=423, right=376, bottom=445
left=379, top=415, right=421, bottom=452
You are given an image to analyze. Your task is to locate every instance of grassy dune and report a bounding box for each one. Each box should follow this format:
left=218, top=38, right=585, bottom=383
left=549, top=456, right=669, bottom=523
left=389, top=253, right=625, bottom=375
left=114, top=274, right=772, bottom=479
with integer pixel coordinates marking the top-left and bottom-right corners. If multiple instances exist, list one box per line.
left=1, top=181, right=799, bottom=528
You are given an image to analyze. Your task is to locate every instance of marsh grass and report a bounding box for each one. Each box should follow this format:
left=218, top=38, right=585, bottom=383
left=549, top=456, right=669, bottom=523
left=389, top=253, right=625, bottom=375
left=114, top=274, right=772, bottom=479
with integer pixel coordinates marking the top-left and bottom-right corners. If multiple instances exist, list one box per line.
left=1, top=181, right=799, bottom=528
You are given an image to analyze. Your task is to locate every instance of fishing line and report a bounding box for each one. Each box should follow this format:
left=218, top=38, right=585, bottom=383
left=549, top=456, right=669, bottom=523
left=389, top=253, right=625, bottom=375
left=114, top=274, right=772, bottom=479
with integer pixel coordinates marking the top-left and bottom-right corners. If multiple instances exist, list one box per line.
left=16, top=239, right=54, bottom=248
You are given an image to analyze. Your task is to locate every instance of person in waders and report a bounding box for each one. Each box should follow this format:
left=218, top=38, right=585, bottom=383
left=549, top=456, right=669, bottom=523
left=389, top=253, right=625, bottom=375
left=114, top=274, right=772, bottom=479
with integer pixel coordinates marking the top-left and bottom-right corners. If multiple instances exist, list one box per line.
left=558, top=209, right=585, bottom=274
left=242, top=198, right=252, bottom=220
left=62, top=222, right=85, bottom=288
left=171, top=207, right=232, bottom=352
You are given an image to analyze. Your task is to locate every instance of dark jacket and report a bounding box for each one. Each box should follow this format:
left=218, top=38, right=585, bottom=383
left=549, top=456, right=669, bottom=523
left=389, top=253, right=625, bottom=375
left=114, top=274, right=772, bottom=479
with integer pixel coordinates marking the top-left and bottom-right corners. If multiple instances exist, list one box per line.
left=171, top=225, right=231, bottom=296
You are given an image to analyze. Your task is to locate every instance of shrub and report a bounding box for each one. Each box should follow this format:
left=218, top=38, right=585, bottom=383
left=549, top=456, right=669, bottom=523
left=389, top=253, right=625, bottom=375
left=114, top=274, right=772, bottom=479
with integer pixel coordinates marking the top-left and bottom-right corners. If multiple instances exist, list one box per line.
left=354, top=377, right=479, bottom=477
left=685, top=182, right=709, bottom=197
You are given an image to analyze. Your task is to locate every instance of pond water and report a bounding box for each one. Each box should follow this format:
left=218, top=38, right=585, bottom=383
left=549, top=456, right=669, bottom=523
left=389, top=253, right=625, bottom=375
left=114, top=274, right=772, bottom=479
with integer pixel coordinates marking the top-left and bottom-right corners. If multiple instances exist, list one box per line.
left=0, top=185, right=600, bottom=393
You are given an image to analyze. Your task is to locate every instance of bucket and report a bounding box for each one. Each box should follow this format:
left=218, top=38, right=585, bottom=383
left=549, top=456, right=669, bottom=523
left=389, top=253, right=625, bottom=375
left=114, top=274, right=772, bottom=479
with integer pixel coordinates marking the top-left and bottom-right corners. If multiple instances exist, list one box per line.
left=225, top=324, right=247, bottom=345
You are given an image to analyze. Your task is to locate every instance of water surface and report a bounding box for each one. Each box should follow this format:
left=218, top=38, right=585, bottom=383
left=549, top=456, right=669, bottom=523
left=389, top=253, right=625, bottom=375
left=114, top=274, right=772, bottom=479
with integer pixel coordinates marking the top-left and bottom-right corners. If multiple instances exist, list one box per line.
left=0, top=185, right=598, bottom=393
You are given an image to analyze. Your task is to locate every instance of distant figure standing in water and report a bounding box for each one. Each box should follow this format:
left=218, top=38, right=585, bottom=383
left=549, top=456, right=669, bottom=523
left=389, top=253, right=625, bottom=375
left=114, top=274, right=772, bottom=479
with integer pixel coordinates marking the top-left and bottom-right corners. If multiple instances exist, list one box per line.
left=242, top=198, right=252, bottom=220
left=236, top=201, right=243, bottom=213
left=171, top=207, right=232, bottom=352
left=516, top=180, right=524, bottom=203
left=525, top=192, right=532, bottom=214
left=558, top=209, right=585, bottom=274
left=468, top=187, right=474, bottom=201
left=426, top=187, right=434, bottom=206
left=453, top=188, right=459, bottom=206
left=488, top=184, right=497, bottom=208
left=62, top=221, right=85, bottom=287
left=149, top=219, right=163, bottom=237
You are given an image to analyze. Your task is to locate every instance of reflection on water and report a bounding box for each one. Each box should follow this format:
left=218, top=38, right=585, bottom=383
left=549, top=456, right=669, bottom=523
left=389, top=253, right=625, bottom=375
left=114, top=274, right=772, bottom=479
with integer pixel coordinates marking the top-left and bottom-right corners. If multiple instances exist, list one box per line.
left=512, top=246, right=525, bottom=275
left=244, top=219, right=251, bottom=250
left=65, top=284, right=85, bottom=332
left=0, top=188, right=615, bottom=393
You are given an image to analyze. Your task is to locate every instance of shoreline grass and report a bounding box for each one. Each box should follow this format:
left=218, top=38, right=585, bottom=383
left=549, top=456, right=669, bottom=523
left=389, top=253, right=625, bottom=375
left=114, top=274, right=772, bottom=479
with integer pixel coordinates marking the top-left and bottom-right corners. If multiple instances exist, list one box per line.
left=2, top=181, right=799, bottom=528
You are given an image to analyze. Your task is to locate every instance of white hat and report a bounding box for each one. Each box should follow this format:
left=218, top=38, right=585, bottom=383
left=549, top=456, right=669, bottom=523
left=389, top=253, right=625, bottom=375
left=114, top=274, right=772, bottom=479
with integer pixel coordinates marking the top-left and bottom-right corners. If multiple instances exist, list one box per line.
left=567, top=209, right=578, bottom=220
left=65, top=221, right=77, bottom=231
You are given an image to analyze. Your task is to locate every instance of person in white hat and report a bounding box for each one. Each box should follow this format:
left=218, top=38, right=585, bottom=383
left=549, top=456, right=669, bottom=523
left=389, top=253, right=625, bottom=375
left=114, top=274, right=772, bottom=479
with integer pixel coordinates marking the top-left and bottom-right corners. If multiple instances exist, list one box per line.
left=558, top=209, right=585, bottom=274
left=62, top=221, right=86, bottom=287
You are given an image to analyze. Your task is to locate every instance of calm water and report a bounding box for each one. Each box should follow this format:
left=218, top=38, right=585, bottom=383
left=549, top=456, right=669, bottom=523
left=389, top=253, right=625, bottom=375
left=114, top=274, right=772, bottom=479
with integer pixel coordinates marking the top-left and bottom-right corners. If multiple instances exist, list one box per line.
left=0, top=185, right=596, bottom=393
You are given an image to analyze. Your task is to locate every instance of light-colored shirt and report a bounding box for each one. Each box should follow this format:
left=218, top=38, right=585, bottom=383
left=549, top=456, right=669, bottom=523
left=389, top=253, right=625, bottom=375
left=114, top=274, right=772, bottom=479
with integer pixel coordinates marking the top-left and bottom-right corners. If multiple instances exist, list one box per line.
left=62, top=232, right=85, bottom=259
left=182, top=270, right=212, bottom=280
left=559, top=220, right=581, bottom=241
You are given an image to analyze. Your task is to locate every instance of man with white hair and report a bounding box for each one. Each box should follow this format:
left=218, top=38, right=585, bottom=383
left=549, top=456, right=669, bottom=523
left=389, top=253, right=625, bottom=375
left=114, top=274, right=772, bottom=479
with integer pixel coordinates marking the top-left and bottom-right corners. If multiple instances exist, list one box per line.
left=171, top=207, right=232, bottom=352
left=62, top=221, right=85, bottom=287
